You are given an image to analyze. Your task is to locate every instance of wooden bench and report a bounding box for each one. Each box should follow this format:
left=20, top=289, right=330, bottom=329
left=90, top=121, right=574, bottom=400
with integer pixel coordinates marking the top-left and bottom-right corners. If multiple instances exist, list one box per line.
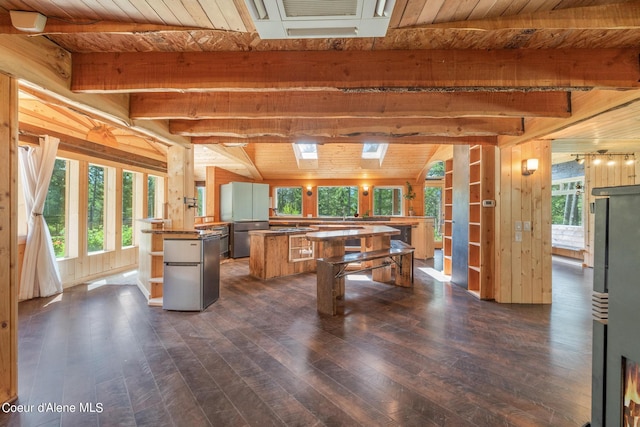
left=315, top=240, right=414, bottom=315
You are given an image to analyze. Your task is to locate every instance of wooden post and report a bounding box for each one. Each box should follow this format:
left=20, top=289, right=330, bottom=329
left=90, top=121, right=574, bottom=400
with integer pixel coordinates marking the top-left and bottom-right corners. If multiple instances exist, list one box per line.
left=0, top=73, right=18, bottom=404
left=166, top=145, right=195, bottom=230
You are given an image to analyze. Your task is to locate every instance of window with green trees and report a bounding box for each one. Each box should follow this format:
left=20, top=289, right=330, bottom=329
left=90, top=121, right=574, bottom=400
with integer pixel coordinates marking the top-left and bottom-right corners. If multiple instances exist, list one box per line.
left=122, top=171, right=134, bottom=247
left=551, top=178, right=584, bottom=226
left=88, top=164, right=106, bottom=253
left=44, top=158, right=68, bottom=258
left=275, top=187, right=303, bottom=215
left=196, top=185, right=206, bottom=217
left=424, top=186, right=443, bottom=240
left=147, top=175, right=157, bottom=218
left=424, top=161, right=445, bottom=241
left=373, top=187, right=402, bottom=216
left=317, top=186, right=359, bottom=217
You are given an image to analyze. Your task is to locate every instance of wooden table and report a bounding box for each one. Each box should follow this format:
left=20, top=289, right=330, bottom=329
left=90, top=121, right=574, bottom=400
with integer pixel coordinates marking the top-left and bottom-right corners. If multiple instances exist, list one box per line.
left=306, top=226, right=402, bottom=314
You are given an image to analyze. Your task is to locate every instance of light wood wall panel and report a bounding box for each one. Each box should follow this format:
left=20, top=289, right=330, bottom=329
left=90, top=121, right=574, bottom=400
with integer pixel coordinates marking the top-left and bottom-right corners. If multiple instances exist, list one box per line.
left=583, top=155, right=638, bottom=267
left=56, top=248, right=139, bottom=288
left=266, top=178, right=425, bottom=218
left=497, top=140, right=552, bottom=304
left=206, top=166, right=253, bottom=221
left=0, top=73, right=18, bottom=404
left=167, top=145, right=195, bottom=230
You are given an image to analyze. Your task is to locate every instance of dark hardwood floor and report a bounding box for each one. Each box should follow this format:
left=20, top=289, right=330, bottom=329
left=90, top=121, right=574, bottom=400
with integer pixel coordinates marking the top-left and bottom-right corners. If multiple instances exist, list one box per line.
left=1, top=253, right=593, bottom=426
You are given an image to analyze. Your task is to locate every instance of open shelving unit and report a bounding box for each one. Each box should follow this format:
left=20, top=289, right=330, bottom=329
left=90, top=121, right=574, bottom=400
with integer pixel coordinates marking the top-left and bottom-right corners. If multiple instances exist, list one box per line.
left=467, top=145, right=496, bottom=299
left=289, top=234, right=315, bottom=262
left=443, top=158, right=453, bottom=275
left=137, top=219, right=195, bottom=307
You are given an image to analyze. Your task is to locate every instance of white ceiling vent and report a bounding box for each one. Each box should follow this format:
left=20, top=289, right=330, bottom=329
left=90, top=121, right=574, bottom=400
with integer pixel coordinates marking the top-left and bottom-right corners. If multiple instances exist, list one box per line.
left=245, top=0, right=396, bottom=39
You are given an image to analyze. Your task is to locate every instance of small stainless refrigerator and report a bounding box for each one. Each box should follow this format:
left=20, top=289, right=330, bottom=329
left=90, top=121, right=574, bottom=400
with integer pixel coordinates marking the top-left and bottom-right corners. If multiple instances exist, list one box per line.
left=163, top=235, right=220, bottom=311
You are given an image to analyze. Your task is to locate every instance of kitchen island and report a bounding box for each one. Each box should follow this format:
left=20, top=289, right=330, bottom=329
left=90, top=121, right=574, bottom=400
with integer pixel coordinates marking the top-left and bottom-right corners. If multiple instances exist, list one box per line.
left=248, top=227, right=318, bottom=280
left=268, top=216, right=434, bottom=259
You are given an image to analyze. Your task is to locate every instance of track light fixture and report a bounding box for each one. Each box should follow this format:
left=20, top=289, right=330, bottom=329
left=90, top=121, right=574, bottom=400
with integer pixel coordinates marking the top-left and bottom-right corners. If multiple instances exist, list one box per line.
left=571, top=152, right=635, bottom=166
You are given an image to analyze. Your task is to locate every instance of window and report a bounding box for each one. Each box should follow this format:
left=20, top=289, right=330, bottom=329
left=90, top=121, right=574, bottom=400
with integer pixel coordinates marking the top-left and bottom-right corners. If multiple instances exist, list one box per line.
left=147, top=174, right=164, bottom=218
left=293, top=143, right=318, bottom=160
left=275, top=187, right=303, bottom=215
left=147, top=175, right=157, bottom=218
left=551, top=177, right=584, bottom=226
left=373, top=187, right=402, bottom=216
left=317, top=186, right=359, bottom=217
left=425, top=162, right=445, bottom=241
left=122, top=171, right=135, bottom=247
left=44, top=159, right=68, bottom=258
left=424, top=186, right=443, bottom=241
left=427, top=161, right=445, bottom=179
left=88, top=164, right=106, bottom=253
left=196, top=184, right=206, bottom=217
left=361, top=143, right=387, bottom=159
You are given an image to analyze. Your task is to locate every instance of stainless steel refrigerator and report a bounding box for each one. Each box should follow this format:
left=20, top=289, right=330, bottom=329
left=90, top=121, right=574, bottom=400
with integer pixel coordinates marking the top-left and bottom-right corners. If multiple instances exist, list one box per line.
left=163, top=235, right=220, bottom=311
left=220, top=182, right=270, bottom=258
left=589, top=185, right=640, bottom=427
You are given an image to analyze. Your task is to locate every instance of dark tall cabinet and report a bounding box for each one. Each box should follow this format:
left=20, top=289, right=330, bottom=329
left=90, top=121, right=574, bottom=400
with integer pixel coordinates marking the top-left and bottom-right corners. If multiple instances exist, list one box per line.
left=591, top=185, right=640, bottom=427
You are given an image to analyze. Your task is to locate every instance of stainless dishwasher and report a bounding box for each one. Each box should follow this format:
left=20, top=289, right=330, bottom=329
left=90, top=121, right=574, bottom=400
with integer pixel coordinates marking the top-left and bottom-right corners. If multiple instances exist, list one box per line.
left=163, top=235, right=220, bottom=311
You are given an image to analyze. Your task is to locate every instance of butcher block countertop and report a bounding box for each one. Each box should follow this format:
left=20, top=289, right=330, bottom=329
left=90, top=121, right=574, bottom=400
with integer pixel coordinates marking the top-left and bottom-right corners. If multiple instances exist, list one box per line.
left=269, top=217, right=427, bottom=227
left=305, top=225, right=400, bottom=242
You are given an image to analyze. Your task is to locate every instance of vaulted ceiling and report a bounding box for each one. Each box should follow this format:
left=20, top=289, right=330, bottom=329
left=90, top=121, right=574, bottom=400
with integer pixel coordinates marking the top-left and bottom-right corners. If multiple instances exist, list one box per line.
left=2, top=0, right=640, bottom=181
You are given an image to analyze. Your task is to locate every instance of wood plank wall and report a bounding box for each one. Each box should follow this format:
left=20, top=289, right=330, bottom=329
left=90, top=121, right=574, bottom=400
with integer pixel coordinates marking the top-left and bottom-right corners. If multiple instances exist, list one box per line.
left=205, top=166, right=253, bottom=221
left=205, top=174, right=427, bottom=222
left=0, top=73, right=18, bottom=404
left=265, top=178, right=425, bottom=219
left=167, top=145, right=195, bottom=230
left=583, top=156, right=638, bottom=267
left=497, top=140, right=552, bottom=304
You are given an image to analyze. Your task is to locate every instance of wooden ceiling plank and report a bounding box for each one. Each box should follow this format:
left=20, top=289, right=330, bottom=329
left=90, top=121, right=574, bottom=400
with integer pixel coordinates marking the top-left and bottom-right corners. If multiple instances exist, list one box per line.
left=204, top=144, right=262, bottom=180
left=169, top=117, right=524, bottom=137
left=213, top=0, right=247, bottom=32
left=71, top=49, right=640, bottom=92
left=0, top=35, right=190, bottom=147
left=499, top=89, right=640, bottom=148
left=416, top=0, right=446, bottom=25
left=0, top=13, right=204, bottom=35
left=192, top=135, right=497, bottom=145
left=415, top=2, right=640, bottom=31
left=131, top=91, right=571, bottom=119
left=19, top=123, right=167, bottom=172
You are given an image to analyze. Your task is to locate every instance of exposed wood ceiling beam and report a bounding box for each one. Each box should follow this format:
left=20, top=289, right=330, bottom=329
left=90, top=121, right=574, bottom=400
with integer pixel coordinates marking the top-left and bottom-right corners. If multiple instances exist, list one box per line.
left=192, top=136, right=497, bottom=145
left=0, top=35, right=190, bottom=148
left=0, top=14, right=205, bottom=35
left=499, top=89, right=640, bottom=148
left=19, top=123, right=167, bottom=173
left=170, top=117, right=524, bottom=138
left=413, top=3, right=640, bottom=31
left=71, top=49, right=640, bottom=93
left=131, top=91, right=570, bottom=119
left=203, top=145, right=262, bottom=181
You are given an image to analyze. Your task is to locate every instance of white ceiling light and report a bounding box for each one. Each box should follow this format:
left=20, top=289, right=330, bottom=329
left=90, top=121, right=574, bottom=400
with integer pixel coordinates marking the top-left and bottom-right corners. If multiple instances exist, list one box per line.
left=244, top=0, right=396, bottom=39
left=10, top=10, right=47, bottom=33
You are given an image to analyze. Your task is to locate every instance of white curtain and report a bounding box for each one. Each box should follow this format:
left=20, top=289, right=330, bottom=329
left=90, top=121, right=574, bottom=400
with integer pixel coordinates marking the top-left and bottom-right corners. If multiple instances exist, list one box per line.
left=19, top=136, right=63, bottom=300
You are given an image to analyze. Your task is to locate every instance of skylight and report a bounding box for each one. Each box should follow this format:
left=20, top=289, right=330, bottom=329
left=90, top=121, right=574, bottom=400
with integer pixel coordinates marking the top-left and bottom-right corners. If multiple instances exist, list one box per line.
left=294, top=143, right=318, bottom=160
left=361, top=143, right=387, bottom=159
left=292, top=143, right=319, bottom=169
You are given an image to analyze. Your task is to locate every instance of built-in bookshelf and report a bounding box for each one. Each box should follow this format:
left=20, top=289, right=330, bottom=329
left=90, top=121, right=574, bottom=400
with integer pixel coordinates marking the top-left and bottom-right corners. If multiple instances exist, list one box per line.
left=467, top=145, right=496, bottom=299
left=443, top=158, right=453, bottom=275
